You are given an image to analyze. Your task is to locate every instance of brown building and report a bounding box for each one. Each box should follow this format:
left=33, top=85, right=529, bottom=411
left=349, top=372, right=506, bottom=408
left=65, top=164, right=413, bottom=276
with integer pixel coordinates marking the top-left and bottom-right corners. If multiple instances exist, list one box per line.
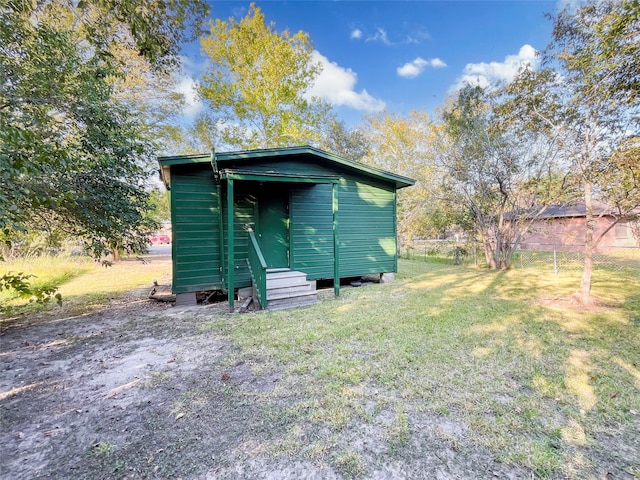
left=519, top=203, right=639, bottom=252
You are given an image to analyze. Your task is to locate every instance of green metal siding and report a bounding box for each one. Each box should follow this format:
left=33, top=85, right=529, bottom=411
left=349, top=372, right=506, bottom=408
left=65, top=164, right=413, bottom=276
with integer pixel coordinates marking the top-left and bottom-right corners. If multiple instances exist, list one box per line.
left=171, top=169, right=257, bottom=294
left=221, top=188, right=256, bottom=289
left=168, top=156, right=400, bottom=293
left=171, top=166, right=222, bottom=294
left=337, top=177, right=397, bottom=277
left=290, top=177, right=397, bottom=280
left=290, top=184, right=334, bottom=279
left=224, top=159, right=398, bottom=278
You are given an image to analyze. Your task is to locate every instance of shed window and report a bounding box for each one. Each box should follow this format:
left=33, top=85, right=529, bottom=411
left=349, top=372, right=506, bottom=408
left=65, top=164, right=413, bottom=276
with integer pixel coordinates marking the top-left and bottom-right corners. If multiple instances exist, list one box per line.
left=615, top=222, right=629, bottom=239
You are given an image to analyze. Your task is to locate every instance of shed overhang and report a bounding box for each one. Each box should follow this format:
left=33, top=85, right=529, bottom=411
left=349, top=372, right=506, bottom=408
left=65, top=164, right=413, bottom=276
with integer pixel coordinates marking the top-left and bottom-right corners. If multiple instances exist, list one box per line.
left=221, top=169, right=339, bottom=184
left=158, top=152, right=211, bottom=189
left=158, top=146, right=416, bottom=190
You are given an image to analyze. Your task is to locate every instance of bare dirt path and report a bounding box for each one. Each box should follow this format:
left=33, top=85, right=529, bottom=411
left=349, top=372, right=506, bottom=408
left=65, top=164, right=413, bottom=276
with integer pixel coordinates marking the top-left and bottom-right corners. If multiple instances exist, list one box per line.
left=0, top=288, right=276, bottom=479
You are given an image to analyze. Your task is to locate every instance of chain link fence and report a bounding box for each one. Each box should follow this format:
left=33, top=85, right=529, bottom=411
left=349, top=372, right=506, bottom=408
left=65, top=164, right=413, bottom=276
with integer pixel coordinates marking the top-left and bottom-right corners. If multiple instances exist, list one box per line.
left=400, top=240, right=640, bottom=274
left=513, top=244, right=640, bottom=273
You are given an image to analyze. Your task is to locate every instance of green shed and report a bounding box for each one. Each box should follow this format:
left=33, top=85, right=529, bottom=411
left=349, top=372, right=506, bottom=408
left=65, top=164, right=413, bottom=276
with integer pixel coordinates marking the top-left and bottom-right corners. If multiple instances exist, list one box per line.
left=158, top=146, right=414, bottom=310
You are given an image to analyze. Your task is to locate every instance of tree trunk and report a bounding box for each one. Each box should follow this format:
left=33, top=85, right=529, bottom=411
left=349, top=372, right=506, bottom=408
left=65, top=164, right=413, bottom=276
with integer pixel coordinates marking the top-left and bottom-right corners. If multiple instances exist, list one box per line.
left=574, top=181, right=594, bottom=304
left=111, top=244, right=121, bottom=262
left=482, top=231, right=497, bottom=269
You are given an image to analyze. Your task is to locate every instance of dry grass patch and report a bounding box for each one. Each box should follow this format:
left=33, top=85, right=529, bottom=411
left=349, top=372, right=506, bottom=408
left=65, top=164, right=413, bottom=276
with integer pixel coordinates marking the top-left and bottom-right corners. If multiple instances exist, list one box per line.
left=1, top=253, right=170, bottom=321
left=210, top=259, right=640, bottom=478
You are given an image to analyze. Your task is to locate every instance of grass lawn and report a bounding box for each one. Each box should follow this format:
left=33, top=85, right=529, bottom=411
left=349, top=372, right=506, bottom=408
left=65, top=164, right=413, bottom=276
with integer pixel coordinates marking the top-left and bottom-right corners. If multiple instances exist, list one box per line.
left=203, top=259, right=640, bottom=478
left=1, top=254, right=638, bottom=478
left=0, top=253, right=170, bottom=318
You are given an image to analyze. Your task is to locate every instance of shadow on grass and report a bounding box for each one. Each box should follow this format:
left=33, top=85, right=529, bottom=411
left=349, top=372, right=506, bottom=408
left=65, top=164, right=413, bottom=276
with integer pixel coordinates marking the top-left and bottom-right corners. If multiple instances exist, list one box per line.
left=215, top=259, right=640, bottom=478
left=452, top=270, right=640, bottom=478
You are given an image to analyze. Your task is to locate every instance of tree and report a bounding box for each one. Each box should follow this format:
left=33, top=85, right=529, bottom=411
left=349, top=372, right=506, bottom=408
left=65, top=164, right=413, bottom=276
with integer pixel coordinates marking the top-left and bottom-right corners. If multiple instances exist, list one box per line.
left=360, top=110, right=436, bottom=246
left=109, top=46, right=191, bottom=156
left=433, top=85, right=561, bottom=269
left=0, top=0, right=207, bottom=259
left=319, top=118, right=370, bottom=162
left=148, top=189, right=171, bottom=224
left=199, top=3, right=329, bottom=149
left=505, top=0, right=640, bottom=302
left=47, top=0, right=208, bottom=72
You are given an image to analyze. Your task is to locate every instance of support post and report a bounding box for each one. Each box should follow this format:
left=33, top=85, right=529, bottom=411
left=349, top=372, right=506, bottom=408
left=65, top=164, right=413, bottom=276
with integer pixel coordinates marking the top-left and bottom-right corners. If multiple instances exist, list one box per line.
left=227, top=179, right=235, bottom=311
left=211, top=147, right=226, bottom=288
left=332, top=182, right=340, bottom=297
left=393, top=190, right=398, bottom=272
left=217, top=185, right=225, bottom=287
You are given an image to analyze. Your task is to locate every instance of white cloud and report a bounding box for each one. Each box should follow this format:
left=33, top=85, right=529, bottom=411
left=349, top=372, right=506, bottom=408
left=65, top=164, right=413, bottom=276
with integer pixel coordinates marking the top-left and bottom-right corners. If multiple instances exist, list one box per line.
left=366, top=27, right=392, bottom=45
left=451, top=44, right=539, bottom=91
left=350, top=28, right=363, bottom=40
left=175, top=55, right=209, bottom=118
left=404, top=26, right=431, bottom=45
left=397, top=57, right=447, bottom=79
left=355, top=24, right=430, bottom=46
left=175, top=77, right=203, bottom=118
left=178, top=55, right=208, bottom=75
left=306, top=51, right=386, bottom=112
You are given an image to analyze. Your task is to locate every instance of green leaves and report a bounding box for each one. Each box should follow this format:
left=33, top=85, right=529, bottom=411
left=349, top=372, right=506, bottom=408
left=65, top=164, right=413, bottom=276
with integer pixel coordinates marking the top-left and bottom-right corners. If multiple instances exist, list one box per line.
left=431, top=85, right=563, bottom=269
left=199, top=3, right=328, bottom=149
left=501, top=0, right=639, bottom=299
left=552, top=0, right=639, bottom=106
left=0, top=272, right=62, bottom=315
left=0, top=0, right=206, bottom=259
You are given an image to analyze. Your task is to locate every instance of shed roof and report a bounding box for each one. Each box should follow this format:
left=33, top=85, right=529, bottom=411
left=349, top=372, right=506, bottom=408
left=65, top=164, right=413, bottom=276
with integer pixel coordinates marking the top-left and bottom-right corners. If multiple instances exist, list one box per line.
left=158, top=146, right=416, bottom=189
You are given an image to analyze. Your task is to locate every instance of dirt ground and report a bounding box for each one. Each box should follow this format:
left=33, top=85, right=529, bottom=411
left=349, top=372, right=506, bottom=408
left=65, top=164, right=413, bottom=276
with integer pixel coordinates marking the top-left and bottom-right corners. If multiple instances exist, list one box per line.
left=1, top=251, right=532, bottom=479
left=0, top=296, right=530, bottom=480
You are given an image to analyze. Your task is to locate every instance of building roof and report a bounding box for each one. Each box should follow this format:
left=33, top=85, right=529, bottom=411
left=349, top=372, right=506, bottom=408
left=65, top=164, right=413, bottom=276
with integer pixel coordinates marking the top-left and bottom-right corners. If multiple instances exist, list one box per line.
left=538, top=201, right=616, bottom=219
left=158, top=146, right=416, bottom=190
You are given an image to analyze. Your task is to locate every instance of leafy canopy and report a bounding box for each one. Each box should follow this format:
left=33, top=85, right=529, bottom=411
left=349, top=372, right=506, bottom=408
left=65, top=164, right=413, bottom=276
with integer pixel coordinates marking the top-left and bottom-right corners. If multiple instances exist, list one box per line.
left=0, top=0, right=207, bottom=258
left=432, top=85, right=561, bottom=269
left=504, top=0, right=639, bottom=300
left=360, top=110, right=436, bottom=244
left=199, top=3, right=328, bottom=149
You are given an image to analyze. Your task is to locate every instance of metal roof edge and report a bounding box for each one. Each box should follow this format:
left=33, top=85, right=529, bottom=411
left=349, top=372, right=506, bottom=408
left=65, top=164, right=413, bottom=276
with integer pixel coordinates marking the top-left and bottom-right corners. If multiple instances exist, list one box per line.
left=157, top=153, right=211, bottom=166
left=158, top=146, right=416, bottom=188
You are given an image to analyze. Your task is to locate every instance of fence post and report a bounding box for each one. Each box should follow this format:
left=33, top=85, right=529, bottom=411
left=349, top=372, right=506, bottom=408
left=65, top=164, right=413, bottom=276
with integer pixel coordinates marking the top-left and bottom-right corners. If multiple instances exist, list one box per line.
left=553, top=246, right=558, bottom=276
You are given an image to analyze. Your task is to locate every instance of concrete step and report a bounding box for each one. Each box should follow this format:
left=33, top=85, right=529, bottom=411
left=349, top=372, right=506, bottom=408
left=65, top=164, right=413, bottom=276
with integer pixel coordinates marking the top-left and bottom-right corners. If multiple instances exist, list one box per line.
left=266, top=270, right=308, bottom=288
left=267, top=288, right=317, bottom=301
left=257, top=270, right=318, bottom=311
left=267, top=281, right=314, bottom=298
left=266, top=268, right=290, bottom=273
left=267, top=293, right=318, bottom=311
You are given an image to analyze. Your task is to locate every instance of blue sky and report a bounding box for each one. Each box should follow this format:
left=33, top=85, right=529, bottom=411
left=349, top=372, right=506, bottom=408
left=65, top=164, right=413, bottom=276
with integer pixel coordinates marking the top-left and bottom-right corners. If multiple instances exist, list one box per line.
left=179, top=1, right=569, bottom=127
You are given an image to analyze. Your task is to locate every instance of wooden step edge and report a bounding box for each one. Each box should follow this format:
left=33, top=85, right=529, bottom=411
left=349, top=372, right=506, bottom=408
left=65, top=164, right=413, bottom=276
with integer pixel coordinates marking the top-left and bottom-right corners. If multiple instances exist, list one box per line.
left=266, top=298, right=319, bottom=311
left=266, top=270, right=308, bottom=280
left=266, top=281, right=313, bottom=291
left=267, top=290, right=318, bottom=301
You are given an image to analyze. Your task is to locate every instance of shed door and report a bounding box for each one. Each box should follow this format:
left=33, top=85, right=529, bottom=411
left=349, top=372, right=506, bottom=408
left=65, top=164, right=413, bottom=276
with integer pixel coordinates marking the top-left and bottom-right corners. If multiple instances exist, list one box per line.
left=258, top=187, right=289, bottom=268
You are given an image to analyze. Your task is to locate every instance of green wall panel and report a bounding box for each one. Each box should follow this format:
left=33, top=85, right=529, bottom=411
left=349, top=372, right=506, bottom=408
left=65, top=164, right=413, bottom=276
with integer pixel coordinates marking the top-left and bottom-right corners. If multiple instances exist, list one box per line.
left=337, top=177, right=397, bottom=277
left=169, top=160, right=400, bottom=294
left=290, top=184, right=334, bottom=279
left=221, top=190, right=256, bottom=289
left=171, top=166, right=222, bottom=294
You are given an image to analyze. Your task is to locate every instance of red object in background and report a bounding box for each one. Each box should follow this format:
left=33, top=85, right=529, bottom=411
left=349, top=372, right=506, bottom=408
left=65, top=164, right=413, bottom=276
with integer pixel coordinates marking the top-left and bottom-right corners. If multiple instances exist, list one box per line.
left=150, top=234, right=170, bottom=244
